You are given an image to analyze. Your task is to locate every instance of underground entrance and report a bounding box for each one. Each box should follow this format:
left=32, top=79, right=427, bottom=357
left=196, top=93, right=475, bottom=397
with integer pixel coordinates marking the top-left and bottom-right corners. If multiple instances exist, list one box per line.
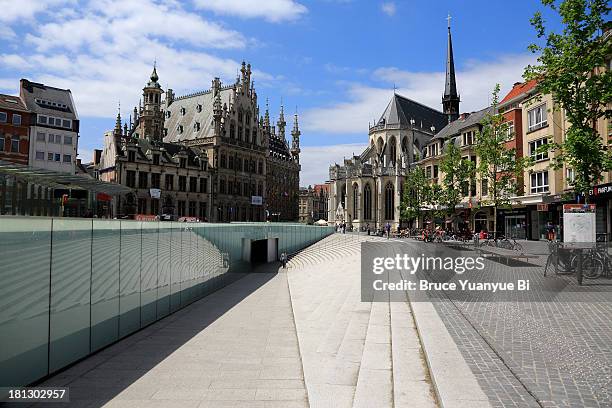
left=251, top=239, right=268, bottom=264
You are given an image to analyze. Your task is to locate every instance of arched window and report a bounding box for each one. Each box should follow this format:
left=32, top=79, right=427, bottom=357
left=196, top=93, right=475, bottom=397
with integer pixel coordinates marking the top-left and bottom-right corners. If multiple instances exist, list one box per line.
left=363, top=184, right=372, bottom=220
left=389, top=136, right=397, bottom=166
left=385, top=183, right=394, bottom=220
left=340, top=185, right=346, bottom=208
left=352, top=184, right=359, bottom=219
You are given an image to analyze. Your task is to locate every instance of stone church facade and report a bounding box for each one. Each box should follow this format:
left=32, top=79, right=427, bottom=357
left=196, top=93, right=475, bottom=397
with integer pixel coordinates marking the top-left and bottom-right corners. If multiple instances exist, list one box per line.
left=327, top=23, right=460, bottom=231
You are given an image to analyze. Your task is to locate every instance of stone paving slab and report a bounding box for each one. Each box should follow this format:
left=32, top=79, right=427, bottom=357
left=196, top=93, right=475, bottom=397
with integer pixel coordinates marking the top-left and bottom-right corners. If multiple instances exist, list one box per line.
left=397, top=239, right=612, bottom=408
left=28, top=270, right=308, bottom=408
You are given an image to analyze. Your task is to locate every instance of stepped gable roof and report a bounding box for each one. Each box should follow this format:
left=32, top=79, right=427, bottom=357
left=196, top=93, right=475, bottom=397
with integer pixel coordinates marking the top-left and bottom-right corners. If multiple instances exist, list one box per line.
left=134, top=138, right=204, bottom=167
left=431, top=106, right=493, bottom=141
left=377, top=93, right=447, bottom=132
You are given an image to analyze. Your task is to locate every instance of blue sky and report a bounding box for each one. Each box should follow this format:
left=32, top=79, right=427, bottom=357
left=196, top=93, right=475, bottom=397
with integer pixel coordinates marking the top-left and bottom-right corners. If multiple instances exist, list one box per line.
left=0, top=0, right=561, bottom=185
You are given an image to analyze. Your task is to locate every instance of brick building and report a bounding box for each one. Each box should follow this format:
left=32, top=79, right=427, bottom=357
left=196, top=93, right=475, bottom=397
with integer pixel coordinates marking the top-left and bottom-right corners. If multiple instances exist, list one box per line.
left=0, top=94, right=31, bottom=165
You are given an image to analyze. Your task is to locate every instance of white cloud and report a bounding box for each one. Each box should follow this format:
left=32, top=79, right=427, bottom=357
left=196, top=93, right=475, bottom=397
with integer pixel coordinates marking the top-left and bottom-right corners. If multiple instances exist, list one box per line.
left=300, top=143, right=367, bottom=186
left=27, top=0, right=246, bottom=52
left=302, top=53, right=536, bottom=135
left=0, top=54, right=31, bottom=69
left=77, top=147, right=94, bottom=163
left=0, top=0, right=273, bottom=120
left=193, top=0, right=307, bottom=23
left=381, top=2, right=396, bottom=17
left=0, top=0, right=74, bottom=22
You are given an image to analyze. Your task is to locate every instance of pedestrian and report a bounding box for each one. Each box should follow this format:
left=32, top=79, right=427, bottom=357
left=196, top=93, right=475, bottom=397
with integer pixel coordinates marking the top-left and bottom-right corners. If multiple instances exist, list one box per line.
left=385, top=222, right=391, bottom=239
left=546, top=222, right=556, bottom=241
left=366, top=223, right=370, bottom=236
left=342, top=222, right=346, bottom=234
left=280, top=252, right=287, bottom=269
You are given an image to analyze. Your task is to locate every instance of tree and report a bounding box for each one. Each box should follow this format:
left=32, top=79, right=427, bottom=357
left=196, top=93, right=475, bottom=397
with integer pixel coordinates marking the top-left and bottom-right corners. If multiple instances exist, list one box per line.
left=438, top=139, right=476, bottom=219
left=401, top=166, right=436, bottom=227
left=475, top=85, right=531, bottom=237
left=524, top=0, right=611, bottom=201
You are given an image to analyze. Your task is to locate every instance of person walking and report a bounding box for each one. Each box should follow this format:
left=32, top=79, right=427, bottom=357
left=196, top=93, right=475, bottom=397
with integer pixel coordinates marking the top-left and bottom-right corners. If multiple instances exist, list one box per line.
left=546, top=222, right=556, bottom=241
left=385, top=222, right=391, bottom=239
left=280, top=252, right=287, bottom=269
left=366, top=223, right=370, bottom=236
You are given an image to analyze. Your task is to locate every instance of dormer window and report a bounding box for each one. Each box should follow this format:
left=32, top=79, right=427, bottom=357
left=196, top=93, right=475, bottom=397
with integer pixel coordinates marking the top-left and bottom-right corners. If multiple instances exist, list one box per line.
left=462, top=131, right=475, bottom=146
left=177, top=125, right=183, bottom=134
left=194, top=122, right=200, bottom=132
left=180, top=107, right=186, bottom=116
left=166, top=111, right=171, bottom=118
left=196, top=104, right=202, bottom=113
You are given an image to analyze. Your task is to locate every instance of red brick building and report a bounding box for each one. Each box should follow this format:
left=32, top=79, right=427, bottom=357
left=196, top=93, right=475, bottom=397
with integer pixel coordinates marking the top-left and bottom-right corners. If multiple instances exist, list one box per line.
left=0, top=94, right=31, bottom=165
left=499, top=80, right=538, bottom=195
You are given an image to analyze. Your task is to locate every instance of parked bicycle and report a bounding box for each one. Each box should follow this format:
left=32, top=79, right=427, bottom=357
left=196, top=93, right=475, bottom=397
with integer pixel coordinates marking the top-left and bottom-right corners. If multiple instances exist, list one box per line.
left=480, top=235, right=523, bottom=251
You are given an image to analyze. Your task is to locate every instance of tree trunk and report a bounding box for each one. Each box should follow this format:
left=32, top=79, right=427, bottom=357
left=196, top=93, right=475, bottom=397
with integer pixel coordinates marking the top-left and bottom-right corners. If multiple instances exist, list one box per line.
left=493, top=205, right=497, bottom=239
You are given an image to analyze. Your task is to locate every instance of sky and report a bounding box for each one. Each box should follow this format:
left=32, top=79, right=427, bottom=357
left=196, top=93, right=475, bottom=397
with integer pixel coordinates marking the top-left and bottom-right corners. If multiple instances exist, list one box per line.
left=0, top=0, right=562, bottom=186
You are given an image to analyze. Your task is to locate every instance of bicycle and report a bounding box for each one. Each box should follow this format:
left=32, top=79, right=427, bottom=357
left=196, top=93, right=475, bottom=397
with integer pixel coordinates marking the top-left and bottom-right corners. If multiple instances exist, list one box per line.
left=568, top=244, right=612, bottom=280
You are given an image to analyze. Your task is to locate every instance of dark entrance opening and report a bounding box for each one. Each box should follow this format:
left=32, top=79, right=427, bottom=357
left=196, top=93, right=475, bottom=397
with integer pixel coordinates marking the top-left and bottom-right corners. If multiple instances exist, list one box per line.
left=251, top=239, right=268, bottom=264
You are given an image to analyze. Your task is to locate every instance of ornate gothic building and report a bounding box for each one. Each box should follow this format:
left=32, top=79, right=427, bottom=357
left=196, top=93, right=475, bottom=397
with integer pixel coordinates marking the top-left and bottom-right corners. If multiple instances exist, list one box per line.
left=265, top=104, right=300, bottom=221
left=327, top=22, right=460, bottom=230
left=97, top=62, right=300, bottom=221
left=97, top=66, right=212, bottom=219
left=164, top=62, right=300, bottom=222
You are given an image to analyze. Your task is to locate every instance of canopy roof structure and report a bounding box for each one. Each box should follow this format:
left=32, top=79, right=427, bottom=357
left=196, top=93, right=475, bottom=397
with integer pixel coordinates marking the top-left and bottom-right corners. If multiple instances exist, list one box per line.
left=0, top=160, right=132, bottom=195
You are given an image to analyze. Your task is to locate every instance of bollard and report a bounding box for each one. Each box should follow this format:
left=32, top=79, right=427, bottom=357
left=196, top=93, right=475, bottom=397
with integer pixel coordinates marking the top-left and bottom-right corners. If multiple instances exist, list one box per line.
left=577, top=250, right=583, bottom=286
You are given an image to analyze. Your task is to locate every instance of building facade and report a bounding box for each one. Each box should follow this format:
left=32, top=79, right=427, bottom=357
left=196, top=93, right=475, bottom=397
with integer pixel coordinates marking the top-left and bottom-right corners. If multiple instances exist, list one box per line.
left=327, top=23, right=456, bottom=230
left=97, top=67, right=212, bottom=220
left=97, top=63, right=300, bottom=222
left=20, top=79, right=79, bottom=174
left=266, top=106, right=300, bottom=221
left=0, top=94, right=31, bottom=165
left=299, top=183, right=329, bottom=224
left=417, top=108, right=490, bottom=231
left=163, top=62, right=300, bottom=222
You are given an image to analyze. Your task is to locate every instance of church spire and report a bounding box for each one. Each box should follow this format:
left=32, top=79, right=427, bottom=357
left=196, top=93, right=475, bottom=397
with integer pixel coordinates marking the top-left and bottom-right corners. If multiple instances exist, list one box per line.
left=442, top=13, right=460, bottom=124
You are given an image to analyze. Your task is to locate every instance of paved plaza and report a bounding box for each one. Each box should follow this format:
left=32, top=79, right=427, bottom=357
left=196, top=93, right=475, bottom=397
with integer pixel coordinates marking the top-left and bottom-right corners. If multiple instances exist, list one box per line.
left=14, top=233, right=612, bottom=408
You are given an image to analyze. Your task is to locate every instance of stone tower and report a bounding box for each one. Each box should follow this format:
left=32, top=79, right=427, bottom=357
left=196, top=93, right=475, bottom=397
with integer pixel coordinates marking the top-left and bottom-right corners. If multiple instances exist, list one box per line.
left=138, top=63, right=165, bottom=141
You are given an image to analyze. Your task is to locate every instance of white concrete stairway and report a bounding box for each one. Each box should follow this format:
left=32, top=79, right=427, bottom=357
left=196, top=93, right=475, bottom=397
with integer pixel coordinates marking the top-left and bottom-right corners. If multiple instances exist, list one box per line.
left=287, top=234, right=438, bottom=408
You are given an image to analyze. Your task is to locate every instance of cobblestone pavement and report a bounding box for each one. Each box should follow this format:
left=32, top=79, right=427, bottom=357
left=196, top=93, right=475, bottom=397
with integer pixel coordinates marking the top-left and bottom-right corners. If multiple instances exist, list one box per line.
left=398, top=239, right=612, bottom=408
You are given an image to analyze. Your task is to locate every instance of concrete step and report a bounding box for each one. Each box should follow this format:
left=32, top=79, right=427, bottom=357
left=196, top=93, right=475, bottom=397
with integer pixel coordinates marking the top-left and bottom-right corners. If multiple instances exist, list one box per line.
left=390, top=301, right=438, bottom=408
left=353, top=301, right=393, bottom=408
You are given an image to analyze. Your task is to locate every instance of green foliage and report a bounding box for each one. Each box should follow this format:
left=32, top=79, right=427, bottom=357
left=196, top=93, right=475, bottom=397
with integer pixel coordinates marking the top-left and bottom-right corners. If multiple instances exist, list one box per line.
left=401, top=167, right=437, bottom=223
left=476, top=85, right=530, bottom=208
left=476, top=85, right=531, bottom=235
left=438, top=140, right=476, bottom=216
left=524, top=0, right=611, bottom=198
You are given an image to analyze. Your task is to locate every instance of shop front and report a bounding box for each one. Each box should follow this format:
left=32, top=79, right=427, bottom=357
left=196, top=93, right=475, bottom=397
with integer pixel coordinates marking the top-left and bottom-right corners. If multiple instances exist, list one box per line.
left=588, top=182, right=612, bottom=241
left=497, top=208, right=528, bottom=239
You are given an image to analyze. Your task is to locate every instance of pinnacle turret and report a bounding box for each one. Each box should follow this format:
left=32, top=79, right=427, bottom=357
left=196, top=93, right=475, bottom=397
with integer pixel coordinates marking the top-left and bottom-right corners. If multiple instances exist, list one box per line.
left=277, top=101, right=286, bottom=140
left=291, top=112, right=300, bottom=162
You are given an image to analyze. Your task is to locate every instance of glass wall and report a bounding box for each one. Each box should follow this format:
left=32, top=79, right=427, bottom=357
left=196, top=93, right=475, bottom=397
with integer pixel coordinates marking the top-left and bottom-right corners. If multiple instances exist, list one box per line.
left=0, top=218, right=333, bottom=389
